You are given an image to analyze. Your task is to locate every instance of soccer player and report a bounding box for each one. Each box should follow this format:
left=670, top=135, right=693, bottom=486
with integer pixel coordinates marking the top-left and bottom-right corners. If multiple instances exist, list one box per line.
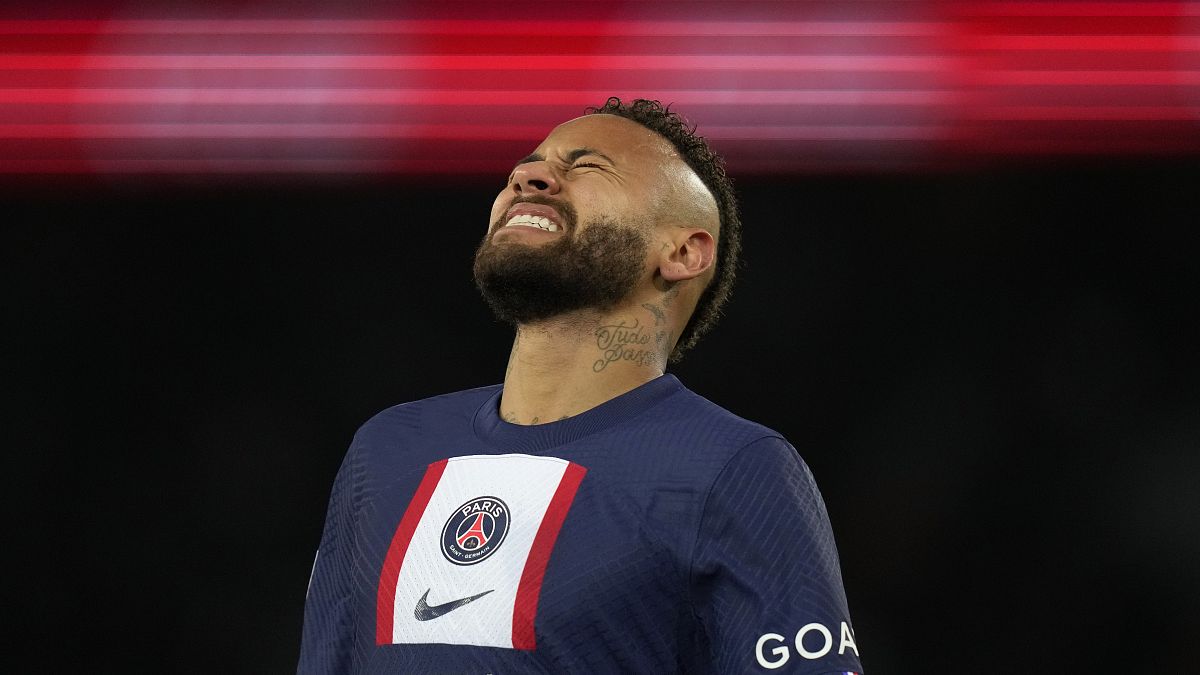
left=298, top=98, right=864, bottom=674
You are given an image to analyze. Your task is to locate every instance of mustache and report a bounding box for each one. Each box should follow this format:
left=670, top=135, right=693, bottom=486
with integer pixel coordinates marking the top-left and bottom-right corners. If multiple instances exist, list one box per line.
left=490, top=195, right=578, bottom=234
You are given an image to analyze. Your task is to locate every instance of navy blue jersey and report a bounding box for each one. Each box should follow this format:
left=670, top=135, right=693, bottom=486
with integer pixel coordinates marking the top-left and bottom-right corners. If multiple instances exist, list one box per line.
left=299, top=375, right=863, bottom=674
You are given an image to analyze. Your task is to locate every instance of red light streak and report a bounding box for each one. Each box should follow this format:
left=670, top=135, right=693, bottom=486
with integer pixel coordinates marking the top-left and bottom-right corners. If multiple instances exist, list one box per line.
left=0, top=89, right=955, bottom=106
left=0, top=55, right=960, bottom=71
left=0, top=20, right=949, bottom=36
left=0, top=1, right=1197, bottom=178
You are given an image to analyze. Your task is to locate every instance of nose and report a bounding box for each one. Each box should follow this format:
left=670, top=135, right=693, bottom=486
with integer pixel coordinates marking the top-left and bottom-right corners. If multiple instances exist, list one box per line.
left=510, top=161, right=560, bottom=196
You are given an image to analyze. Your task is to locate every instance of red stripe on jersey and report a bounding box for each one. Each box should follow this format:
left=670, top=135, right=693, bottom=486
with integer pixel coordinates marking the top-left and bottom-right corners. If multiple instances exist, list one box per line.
left=376, top=458, right=448, bottom=645
left=511, top=462, right=587, bottom=650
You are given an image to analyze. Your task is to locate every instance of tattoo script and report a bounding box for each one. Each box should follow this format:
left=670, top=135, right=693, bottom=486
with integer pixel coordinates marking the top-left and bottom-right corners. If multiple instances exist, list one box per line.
left=593, top=319, right=657, bottom=372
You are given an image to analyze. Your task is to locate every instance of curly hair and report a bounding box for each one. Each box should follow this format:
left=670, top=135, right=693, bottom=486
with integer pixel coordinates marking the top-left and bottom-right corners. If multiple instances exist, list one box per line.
left=585, top=97, right=741, bottom=362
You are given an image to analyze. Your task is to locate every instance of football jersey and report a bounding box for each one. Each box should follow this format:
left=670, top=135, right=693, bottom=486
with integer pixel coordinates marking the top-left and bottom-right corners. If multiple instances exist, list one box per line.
left=298, top=375, right=864, bottom=674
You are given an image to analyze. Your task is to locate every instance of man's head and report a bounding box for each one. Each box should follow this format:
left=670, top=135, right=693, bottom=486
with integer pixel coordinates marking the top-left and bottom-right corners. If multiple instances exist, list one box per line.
left=473, top=98, right=741, bottom=362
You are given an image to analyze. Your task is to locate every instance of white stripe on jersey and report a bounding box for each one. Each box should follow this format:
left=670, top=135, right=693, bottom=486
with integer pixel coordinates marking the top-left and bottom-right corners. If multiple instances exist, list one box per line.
left=389, top=454, right=572, bottom=648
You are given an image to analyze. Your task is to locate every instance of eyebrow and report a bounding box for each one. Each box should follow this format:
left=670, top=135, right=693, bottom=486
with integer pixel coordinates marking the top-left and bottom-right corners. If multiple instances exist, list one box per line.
left=513, top=147, right=614, bottom=169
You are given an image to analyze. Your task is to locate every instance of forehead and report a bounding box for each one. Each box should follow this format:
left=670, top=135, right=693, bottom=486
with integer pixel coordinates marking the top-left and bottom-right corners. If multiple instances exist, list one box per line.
left=535, top=114, right=678, bottom=166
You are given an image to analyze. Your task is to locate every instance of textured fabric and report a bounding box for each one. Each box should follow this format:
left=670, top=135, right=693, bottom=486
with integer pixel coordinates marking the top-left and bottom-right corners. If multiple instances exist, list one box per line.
left=298, top=375, right=864, bottom=674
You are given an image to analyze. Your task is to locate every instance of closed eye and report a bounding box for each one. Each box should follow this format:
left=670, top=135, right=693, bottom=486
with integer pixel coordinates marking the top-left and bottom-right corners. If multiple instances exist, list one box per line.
left=572, top=162, right=602, bottom=170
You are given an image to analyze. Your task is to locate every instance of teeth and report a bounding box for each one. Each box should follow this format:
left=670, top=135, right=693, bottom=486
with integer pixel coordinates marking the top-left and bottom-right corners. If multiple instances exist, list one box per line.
left=504, top=214, right=559, bottom=232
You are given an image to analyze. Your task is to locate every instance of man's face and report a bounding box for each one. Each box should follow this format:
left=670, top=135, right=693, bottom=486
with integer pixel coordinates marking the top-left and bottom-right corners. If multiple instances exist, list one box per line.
left=473, top=114, right=678, bottom=325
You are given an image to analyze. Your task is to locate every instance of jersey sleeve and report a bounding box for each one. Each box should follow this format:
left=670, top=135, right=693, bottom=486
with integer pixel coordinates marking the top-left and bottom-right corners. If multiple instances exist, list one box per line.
left=297, top=445, right=359, bottom=675
left=690, top=436, right=864, bottom=674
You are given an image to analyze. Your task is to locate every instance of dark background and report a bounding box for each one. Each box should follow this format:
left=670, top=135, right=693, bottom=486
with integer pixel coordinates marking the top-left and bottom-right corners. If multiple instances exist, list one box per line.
left=7, top=161, right=1200, bottom=672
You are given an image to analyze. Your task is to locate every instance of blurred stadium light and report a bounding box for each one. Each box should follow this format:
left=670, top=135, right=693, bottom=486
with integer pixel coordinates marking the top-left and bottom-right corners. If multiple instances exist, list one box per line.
left=1, top=1, right=1198, bottom=177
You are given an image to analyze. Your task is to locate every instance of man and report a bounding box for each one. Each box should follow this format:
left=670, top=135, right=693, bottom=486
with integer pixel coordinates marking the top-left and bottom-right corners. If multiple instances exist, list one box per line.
left=299, top=98, right=864, bottom=674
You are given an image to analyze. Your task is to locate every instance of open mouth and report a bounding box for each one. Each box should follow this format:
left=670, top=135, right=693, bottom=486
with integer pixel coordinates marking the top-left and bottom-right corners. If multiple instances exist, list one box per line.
left=503, top=213, right=559, bottom=232
left=499, top=200, right=567, bottom=235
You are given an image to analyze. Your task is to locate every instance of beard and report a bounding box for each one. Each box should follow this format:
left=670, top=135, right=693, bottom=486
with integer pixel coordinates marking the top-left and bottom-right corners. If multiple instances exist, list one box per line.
left=473, top=213, right=650, bottom=325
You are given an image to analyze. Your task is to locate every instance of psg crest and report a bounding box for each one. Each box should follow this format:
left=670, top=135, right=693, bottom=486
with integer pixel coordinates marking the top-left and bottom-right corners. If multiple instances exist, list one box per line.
left=441, top=496, right=510, bottom=565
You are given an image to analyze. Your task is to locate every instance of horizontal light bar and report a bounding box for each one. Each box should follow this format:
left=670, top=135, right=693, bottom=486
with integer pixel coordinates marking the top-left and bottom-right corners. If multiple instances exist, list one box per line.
left=0, top=89, right=957, bottom=106
left=0, top=20, right=951, bottom=36
left=0, top=0, right=1197, bottom=177
left=0, top=54, right=960, bottom=71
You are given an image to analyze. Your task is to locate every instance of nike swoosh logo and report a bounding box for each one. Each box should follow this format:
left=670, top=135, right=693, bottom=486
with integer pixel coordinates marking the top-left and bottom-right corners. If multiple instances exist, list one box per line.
left=413, top=588, right=494, bottom=621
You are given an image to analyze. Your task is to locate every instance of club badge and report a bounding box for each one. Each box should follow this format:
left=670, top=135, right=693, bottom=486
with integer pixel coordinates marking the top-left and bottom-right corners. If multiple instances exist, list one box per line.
left=441, top=496, right=510, bottom=565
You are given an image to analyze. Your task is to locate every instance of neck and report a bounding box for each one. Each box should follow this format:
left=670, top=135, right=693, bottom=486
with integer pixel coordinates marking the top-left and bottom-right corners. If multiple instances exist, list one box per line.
left=499, top=301, right=676, bottom=425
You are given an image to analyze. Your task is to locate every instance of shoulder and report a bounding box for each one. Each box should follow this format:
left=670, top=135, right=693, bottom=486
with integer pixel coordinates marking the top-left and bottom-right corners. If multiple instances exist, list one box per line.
left=354, top=384, right=501, bottom=439
left=355, top=384, right=496, bottom=429
left=660, top=382, right=787, bottom=457
left=660, top=384, right=824, bottom=518
left=334, top=384, right=502, bottom=505
left=609, top=379, right=801, bottom=496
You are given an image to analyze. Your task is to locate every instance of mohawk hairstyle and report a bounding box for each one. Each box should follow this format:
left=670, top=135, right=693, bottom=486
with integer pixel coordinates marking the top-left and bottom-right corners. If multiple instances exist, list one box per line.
left=586, top=97, right=742, bottom=362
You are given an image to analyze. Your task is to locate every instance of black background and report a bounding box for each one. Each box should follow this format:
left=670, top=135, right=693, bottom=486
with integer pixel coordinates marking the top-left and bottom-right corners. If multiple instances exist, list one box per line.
left=7, top=160, right=1200, bottom=673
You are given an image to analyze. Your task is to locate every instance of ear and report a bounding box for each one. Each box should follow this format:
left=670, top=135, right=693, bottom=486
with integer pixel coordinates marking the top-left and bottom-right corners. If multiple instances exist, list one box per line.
left=658, top=228, right=716, bottom=282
